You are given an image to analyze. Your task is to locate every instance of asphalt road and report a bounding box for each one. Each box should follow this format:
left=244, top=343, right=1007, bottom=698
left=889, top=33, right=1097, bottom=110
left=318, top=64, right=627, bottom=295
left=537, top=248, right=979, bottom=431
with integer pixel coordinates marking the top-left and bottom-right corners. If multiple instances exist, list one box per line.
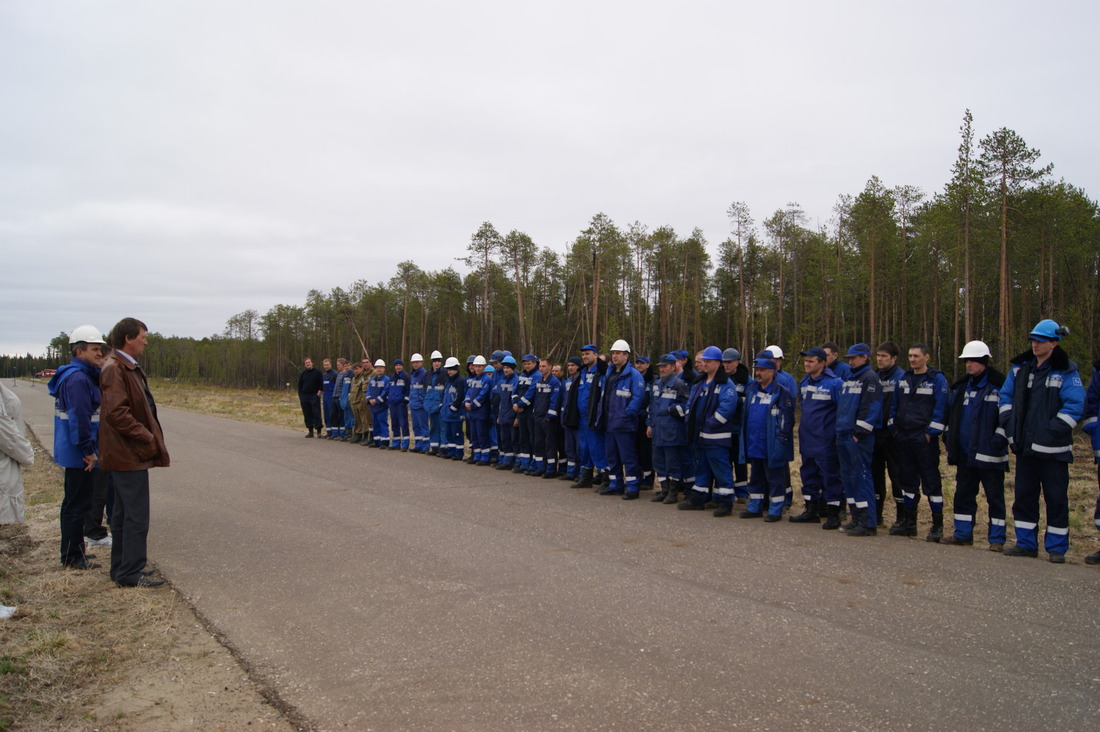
left=14, top=381, right=1099, bottom=731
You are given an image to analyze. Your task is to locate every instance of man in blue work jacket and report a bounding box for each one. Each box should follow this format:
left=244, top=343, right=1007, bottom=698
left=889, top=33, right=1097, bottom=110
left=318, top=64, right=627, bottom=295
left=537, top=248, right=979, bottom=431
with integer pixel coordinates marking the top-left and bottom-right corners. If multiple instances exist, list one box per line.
left=48, top=324, right=107, bottom=569
left=999, top=319, right=1085, bottom=563
left=595, top=340, right=646, bottom=499
left=835, top=343, right=883, bottom=536
left=678, top=346, right=741, bottom=516
left=941, top=340, right=1009, bottom=550
left=737, top=351, right=794, bottom=521
left=793, top=347, right=843, bottom=527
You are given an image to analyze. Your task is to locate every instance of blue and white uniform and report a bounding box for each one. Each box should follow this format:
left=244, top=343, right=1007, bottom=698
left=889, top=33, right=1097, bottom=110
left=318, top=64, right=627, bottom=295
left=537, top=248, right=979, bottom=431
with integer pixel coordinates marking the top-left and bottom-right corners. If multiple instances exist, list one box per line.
left=798, top=368, right=843, bottom=508
left=999, top=345, right=1085, bottom=554
left=836, top=362, right=883, bottom=529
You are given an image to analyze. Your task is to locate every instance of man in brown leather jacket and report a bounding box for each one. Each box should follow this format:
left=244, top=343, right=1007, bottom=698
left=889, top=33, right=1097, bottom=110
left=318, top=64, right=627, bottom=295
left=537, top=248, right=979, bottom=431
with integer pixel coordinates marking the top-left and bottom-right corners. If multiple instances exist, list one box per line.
left=99, top=317, right=170, bottom=588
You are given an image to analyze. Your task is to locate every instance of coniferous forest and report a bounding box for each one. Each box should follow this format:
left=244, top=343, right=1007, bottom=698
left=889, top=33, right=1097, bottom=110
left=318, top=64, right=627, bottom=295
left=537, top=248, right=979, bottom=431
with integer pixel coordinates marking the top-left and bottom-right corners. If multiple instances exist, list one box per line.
left=8, top=111, right=1098, bottom=387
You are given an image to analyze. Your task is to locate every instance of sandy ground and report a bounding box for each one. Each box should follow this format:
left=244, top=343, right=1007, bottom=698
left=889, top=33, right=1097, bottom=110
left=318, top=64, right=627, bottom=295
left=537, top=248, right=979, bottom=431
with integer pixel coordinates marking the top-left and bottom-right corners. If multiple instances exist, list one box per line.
left=2, top=508, right=302, bottom=732
left=89, top=597, right=300, bottom=732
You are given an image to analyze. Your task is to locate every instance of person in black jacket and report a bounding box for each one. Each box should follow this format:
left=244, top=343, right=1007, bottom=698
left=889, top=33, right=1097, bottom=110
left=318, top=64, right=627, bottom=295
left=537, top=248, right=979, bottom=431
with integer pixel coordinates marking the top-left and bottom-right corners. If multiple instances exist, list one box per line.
left=297, top=358, right=324, bottom=438
left=941, top=341, right=1008, bottom=550
left=874, top=342, right=905, bottom=527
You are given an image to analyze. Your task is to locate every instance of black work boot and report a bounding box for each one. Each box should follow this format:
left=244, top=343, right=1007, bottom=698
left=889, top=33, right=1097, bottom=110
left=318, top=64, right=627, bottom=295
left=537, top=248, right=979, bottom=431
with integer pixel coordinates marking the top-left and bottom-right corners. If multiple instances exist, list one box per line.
left=789, top=502, right=820, bottom=523
left=842, top=506, right=859, bottom=532
left=926, top=512, right=944, bottom=543
left=890, top=507, right=917, bottom=537
left=821, top=505, right=842, bottom=531
left=663, top=480, right=683, bottom=505
left=651, top=480, right=670, bottom=502
left=571, top=468, right=593, bottom=488
left=845, top=508, right=877, bottom=536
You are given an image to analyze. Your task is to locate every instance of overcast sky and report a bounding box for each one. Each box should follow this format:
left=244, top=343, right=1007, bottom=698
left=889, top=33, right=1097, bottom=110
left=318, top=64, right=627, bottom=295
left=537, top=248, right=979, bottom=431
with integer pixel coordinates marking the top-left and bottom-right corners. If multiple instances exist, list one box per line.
left=2, top=1, right=1097, bottom=357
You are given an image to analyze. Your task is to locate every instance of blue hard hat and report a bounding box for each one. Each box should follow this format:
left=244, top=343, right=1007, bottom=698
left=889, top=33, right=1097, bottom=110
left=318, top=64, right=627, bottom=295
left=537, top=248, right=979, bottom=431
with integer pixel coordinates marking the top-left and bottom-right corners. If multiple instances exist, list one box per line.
left=523, top=353, right=538, bottom=363
left=490, top=350, right=505, bottom=362
left=701, top=346, right=724, bottom=361
left=722, top=348, right=741, bottom=362
left=484, top=365, right=495, bottom=373
left=753, top=350, right=777, bottom=370
left=466, top=355, right=476, bottom=364
left=501, top=355, right=517, bottom=366
left=1029, top=319, right=1068, bottom=341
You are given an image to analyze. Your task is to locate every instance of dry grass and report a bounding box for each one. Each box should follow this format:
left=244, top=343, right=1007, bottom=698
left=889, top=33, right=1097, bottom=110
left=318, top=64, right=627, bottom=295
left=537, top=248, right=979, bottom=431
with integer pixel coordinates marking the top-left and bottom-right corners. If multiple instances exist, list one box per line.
left=153, top=380, right=303, bottom=431
left=0, top=438, right=179, bottom=731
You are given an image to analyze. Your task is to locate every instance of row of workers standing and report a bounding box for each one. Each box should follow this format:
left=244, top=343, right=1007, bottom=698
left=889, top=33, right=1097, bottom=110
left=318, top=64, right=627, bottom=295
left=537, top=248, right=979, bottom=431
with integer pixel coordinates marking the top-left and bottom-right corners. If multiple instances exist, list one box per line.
left=297, top=317, right=1100, bottom=565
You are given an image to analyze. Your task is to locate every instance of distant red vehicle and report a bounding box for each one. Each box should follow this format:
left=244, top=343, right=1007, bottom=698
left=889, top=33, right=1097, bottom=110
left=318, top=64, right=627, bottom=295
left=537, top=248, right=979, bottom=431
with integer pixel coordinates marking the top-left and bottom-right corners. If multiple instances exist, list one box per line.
left=35, top=369, right=57, bottom=378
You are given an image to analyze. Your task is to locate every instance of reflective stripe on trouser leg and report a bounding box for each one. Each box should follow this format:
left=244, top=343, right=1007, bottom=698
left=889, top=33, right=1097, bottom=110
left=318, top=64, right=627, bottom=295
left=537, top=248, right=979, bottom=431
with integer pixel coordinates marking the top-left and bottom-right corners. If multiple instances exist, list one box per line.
left=695, top=445, right=733, bottom=508
left=1013, top=455, right=1070, bottom=553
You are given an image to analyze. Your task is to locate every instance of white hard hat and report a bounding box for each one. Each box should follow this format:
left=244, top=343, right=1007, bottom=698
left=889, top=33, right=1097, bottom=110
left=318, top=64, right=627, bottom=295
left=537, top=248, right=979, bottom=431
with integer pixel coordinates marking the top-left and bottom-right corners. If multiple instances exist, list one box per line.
left=410, top=353, right=424, bottom=362
left=430, top=350, right=443, bottom=361
left=610, top=339, right=631, bottom=353
left=958, top=340, right=992, bottom=359
left=766, top=345, right=784, bottom=359
left=70, top=324, right=105, bottom=344
left=473, top=355, right=486, bottom=366
left=444, top=356, right=460, bottom=368
left=374, top=359, right=386, bottom=367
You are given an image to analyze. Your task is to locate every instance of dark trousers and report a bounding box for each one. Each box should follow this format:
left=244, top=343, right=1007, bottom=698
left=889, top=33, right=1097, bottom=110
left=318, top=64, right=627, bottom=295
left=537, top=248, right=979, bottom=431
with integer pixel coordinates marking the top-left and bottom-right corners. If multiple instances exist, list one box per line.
left=562, top=426, right=579, bottom=477
left=604, top=430, right=640, bottom=492
left=799, top=451, right=842, bottom=505
left=323, top=393, right=338, bottom=429
left=110, top=470, right=151, bottom=585
left=61, top=467, right=95, bottom=564
left=1094, top=465, right=1100, bottom=533
left=532, top=417, right=558, bottom=473
left=299, top=394, right=322, bottom=430
left=872, top=429, right=902, bottom=512
left=578, top=425, right=607, bottom=472
left=745, top=457, right=787, bottom=516
left=653, top=443, right=691, bottom=482
left=328, top=401, right=344, bottom=433
left=896, top=436, right=943, bottom=513
left=429, top=412, right=443, bottom=451
left=516, top=413, right=534, bottom=469
left=83, top=468, right=112, bottom=540
left=837, top=435, right=876, bottom=527
left=952, top=464, right=1006, bottom=543
left=692, top=445, right=735, bottom=508
left=733, top=458, right=748, bottom=499
left=1012, top=455, right=1070, bottom=553
left=497, top=421, right=515, bottom=465
left=637, top=427, right=653, bottom=484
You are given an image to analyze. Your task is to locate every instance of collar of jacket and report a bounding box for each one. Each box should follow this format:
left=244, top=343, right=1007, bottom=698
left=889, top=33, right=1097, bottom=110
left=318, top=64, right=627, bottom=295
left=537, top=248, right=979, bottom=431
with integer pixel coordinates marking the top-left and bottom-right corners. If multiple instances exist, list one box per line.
left=951, top=366, right=1006, bottom=391
left=707, top=368, right=730, bottom=385
left=1010, top=345, right=1070, bottom=371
